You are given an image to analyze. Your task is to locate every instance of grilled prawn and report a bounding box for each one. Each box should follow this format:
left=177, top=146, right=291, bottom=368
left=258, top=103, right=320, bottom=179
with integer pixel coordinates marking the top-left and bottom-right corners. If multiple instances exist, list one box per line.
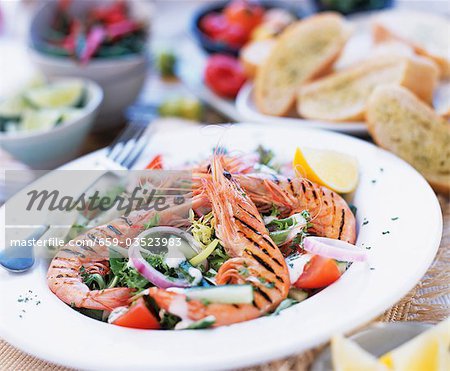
left=149, top=156, right=290, bottom=326
left=47, top=195, right=207, bottom=311
left=235, top=173, right=356, bottom=244
left=193, top=156, right=356, bottom=244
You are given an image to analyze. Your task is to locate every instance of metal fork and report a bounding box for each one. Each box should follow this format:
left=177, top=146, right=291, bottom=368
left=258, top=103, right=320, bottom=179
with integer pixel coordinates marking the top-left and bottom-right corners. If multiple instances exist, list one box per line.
left=0, top=121, right=155, bottom=273
left=106, top=119, right=155, bottom=169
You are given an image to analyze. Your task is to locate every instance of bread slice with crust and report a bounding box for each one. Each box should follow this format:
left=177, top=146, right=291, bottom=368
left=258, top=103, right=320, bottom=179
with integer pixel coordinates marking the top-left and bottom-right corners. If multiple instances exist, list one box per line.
left=367, top=85, right=450, bottom=194
left=254, top=12, right=351, bottom=116
left=240, top=39, right=276, bottom=79
left=372, top=10, right=450, bottom=78
left=297, top=55, right=439, bottom=122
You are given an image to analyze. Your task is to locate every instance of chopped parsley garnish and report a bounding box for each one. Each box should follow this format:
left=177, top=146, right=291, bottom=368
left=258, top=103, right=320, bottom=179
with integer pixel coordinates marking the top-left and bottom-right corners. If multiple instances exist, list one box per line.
left=391, top=217, right=399, bottom=221
left=256, top=145, right=275, bottom=166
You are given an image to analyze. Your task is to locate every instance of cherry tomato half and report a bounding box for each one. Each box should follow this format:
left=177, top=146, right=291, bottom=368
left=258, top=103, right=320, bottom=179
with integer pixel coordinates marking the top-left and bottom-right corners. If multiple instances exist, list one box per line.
left=215, top=22, right=249, bottom=48
left=224, top=0, right=264, bottom=33
left=113, top=297, right=160, bottom=329
left=204, top=54, right=246, bottom=99
left=200, top=13, right=228, bottom=39
left=294, top=255, right=341, bottom=289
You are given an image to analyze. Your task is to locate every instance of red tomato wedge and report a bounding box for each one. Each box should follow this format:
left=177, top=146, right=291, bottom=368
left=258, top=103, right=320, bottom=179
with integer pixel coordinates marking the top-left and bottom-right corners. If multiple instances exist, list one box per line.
left=200, top=13, right=228, bottom=39
left=145, top=154, right=163, bottom=170
left=204, top=54, right=246, bottom=98
left=294, top=255, right=341, bottom=289
left=224, top=0, right=264, bottom=33
left=113, top=297, right=160, bottom=329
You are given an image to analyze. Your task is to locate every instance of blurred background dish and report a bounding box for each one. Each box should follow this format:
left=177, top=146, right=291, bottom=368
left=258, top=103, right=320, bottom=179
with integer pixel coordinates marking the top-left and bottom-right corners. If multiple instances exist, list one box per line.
left=312, top=0, right=393, bottom=14
left=311, top=322, right=431, bottom=371
left=28, top=0, right=151, bottom=131
left=0, top=77, right=103, bottom=168
left=191, top=0, right=304, bottom=56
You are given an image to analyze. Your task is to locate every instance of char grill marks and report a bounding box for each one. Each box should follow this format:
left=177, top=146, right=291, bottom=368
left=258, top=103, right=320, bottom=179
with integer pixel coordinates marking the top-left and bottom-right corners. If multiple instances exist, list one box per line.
left=229, top=195, right=289, bottom=311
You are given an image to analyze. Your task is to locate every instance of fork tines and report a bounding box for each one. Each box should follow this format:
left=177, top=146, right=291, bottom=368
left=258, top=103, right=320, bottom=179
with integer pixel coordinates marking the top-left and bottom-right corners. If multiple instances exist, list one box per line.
left=107, top=121, right=154, bottom=169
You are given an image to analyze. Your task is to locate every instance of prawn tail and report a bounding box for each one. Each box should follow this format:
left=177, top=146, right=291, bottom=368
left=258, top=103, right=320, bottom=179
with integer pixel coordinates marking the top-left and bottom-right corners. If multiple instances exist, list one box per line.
left=83, top=287, right=133, bottom=311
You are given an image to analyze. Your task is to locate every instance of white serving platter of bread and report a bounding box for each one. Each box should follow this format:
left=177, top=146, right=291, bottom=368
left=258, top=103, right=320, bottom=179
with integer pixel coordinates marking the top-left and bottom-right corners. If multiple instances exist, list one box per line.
left=236, top=10, right=450, bottom=137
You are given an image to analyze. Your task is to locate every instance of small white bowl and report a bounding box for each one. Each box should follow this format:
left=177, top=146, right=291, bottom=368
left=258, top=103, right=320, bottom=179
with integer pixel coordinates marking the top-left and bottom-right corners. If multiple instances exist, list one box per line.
left=28, top=0, right=150, bottom=131
left=0, top=79, right=103, bottom=169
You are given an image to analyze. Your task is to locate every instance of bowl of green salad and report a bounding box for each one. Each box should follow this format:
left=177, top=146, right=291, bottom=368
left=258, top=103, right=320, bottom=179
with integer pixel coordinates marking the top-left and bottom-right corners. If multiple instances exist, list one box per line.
left=28, top=0, right=151, bottom=131
left=0, top=78, right=103, bottom=169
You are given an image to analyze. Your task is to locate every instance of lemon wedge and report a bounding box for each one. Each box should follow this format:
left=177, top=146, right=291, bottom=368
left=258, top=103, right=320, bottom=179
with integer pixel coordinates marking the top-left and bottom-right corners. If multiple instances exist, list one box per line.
left=379, top=319, right=450, bottom=371
left=331, top=335, right=387, bottom=371
left=293, top=147, right=359, bottom=193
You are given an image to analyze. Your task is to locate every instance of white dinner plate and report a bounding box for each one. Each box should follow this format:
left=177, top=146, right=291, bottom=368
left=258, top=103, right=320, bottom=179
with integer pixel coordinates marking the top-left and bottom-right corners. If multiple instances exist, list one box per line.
left=0, top=124, right=442, bottom=370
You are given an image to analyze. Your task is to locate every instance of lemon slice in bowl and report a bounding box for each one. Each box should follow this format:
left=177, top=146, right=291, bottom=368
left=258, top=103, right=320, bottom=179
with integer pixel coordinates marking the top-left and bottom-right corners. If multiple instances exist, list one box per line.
left=21, top=109, right=62, bottom=132
left=379, top=318, right=450, bottom=371
left=0, top=95, right=27, bottom=120
left=293, top=147, right=359, bottom=193
left=331, top=335, right=386, bottom=371
left=24, top=81, right=85, bottom=109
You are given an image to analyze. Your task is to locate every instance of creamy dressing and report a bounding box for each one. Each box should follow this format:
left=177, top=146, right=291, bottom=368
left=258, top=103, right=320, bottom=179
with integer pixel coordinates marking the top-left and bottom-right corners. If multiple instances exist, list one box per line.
left=108, top=306, right=129, bottom=324
left=286, top=253, right=312, bottom=283
left=164, top=245, right=186, bottom=268
left=164, top=256, right=185, bottom=269
left=263, top=215, right=277, bottom=224
left=169, top=295, right=190, bottom=320
left=188, top=267, right=202, bottom=285
left=169, top=295, right=194, bottom=330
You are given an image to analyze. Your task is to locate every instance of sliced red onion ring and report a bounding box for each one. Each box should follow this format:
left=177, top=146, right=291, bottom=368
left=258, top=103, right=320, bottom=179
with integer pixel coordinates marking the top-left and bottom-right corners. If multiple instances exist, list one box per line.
left=129, top=243, right=191, bottom=289
left=303, top=237, right=367, bottom=262
left=128, top=227, right=201, bottom=289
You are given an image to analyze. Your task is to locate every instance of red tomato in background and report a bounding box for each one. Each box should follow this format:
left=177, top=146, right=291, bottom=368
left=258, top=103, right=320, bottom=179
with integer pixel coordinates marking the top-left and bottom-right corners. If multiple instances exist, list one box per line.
left=215, top=22, right=249, bottom=48
left=200, top=13, right=227, bottom=39
left=294, top=255, right=341, bottom=289
left=224, top=0, right=264, bottom=32
left=112, top=297, right=160, bottom=330
left=204, top=54, right=246, bottom=98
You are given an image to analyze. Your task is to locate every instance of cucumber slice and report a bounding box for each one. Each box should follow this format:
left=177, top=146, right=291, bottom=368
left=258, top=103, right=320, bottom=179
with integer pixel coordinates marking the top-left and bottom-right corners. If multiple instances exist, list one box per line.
left=21, top=109, right=62, bottom=132
left=24, top=81, right=85, bottom=109
left=288, top=288, right=308, bottom=302
left=59, top=108, right=84, bottom=122
left=2, top=121, right=20, bottom=133
left=184, top=284, right=253, bottom=304
left=185, top=315, right=216, bottom=329
left=336, top=261, right=350, bottom=274
left=0, top=95, right=27, bottom=120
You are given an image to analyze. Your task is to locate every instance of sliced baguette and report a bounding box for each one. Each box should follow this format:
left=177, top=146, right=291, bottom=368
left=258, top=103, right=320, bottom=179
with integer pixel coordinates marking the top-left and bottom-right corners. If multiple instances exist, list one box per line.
left=367, top=85, right=450, bottom=194
left=372, top=10, right=450, bottom=78
left=254, top=12, right=351, bottom=116
left=240, top=39, right=276, bottom=79
left=297, top=55, right=439, bottom=122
